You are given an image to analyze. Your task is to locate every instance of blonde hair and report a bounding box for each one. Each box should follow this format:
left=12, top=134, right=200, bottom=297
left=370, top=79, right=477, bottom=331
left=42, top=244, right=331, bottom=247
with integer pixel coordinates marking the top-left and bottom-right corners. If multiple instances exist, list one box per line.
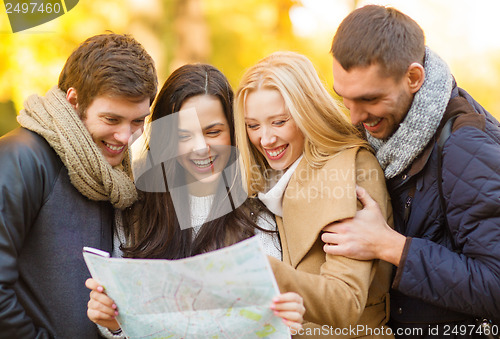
left=234, top=51, right=370, bottom=196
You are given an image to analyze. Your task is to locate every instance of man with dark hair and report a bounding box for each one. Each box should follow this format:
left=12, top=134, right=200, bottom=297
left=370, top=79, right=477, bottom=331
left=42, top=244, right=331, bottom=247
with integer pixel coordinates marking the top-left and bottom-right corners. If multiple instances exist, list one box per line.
left=322, top=5, right=500, bottom=337
left=0, top=33, right=157, bottom=338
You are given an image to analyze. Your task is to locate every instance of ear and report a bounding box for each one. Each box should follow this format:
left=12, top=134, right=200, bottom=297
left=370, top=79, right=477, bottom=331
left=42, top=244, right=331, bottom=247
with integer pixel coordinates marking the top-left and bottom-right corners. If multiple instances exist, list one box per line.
left=407, top=63, right=425, bottom=94
left=66, top=88, right=79, bottom=110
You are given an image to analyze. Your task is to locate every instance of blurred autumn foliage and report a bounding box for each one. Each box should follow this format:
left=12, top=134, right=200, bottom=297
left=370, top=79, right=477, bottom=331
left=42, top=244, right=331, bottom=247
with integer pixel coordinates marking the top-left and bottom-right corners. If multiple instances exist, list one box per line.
left=0, top=0, right=499, bottom=136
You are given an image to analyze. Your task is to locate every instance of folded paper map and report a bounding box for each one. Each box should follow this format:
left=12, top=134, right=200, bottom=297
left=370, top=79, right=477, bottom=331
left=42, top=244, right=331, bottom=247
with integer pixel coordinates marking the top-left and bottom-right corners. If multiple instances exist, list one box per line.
left=83, top=236, right=290, bottom=339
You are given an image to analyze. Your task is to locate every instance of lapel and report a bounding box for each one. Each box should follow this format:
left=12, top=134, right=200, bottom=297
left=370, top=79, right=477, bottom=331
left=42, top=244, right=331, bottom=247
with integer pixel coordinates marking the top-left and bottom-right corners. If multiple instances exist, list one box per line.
left=275, top=216, right=290, bottom=264
left=280, top=147, right=359, bottom=268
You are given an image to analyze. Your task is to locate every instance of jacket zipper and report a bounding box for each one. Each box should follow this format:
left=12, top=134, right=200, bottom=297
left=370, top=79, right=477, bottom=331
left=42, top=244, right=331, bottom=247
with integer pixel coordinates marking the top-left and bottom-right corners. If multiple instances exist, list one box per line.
left=404, top=195, right=413, bottom=225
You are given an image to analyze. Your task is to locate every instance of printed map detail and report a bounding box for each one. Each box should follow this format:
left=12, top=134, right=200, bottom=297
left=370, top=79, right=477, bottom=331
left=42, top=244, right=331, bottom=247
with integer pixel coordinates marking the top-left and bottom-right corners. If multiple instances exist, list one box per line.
left=83, top=237, right=290, bottom=339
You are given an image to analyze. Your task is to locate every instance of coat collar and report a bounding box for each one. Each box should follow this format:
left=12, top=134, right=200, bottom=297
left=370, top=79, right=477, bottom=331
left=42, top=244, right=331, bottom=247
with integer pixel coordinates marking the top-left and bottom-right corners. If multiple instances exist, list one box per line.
left=279, top=148, right=359, bottom=267
left=258, top=155, right=303, bottom=217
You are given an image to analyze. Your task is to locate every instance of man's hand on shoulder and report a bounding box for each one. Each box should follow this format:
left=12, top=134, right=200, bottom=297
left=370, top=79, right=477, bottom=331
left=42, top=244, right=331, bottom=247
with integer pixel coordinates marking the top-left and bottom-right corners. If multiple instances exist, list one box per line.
left=321, top=186, right=406, bottom=266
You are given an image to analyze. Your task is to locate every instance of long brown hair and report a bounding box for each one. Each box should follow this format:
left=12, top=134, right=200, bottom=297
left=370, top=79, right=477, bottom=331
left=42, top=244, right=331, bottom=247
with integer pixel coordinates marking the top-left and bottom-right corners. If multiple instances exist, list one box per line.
left=123, top=64, right=272, bottom=259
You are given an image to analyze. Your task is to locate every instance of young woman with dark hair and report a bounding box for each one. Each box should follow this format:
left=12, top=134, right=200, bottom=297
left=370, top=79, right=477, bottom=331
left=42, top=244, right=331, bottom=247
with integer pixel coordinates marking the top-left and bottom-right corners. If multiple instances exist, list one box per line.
left=85, top=63, right=304, bottom=338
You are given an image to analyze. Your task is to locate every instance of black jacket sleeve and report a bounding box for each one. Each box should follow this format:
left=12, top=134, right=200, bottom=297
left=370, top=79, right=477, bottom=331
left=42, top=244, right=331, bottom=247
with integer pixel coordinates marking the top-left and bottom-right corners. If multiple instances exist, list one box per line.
left=0, top=128, right=60, bottom=338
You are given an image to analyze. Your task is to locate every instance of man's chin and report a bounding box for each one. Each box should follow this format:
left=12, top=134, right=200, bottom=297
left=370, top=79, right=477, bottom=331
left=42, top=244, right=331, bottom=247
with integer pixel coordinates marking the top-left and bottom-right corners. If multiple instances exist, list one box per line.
left=105, top=156, right=125, bottom=168
left=366, top=128, right=392, bottom=141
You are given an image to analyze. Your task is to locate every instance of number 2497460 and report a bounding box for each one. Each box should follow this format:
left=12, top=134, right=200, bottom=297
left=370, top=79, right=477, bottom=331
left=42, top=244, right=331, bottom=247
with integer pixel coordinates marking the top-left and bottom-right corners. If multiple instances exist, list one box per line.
left=5, top=2, right=62, bottom=14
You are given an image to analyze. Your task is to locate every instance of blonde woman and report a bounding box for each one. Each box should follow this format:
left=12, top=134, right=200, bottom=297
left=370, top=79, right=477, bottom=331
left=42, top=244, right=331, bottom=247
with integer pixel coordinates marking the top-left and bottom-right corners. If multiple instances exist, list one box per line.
left=235, top=51, right=394, bottom=338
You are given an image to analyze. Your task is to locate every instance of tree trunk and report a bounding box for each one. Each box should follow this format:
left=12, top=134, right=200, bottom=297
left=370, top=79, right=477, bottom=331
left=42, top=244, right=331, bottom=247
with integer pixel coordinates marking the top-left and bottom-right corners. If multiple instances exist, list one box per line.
left=171, top=0, right=210, bottom=71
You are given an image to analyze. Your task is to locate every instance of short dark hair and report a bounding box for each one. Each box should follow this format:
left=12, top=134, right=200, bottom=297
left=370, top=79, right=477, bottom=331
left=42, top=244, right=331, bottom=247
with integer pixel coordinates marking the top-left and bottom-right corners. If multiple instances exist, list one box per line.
left=331, top=5, right=425, bottom=79
left=58, top=33, right=158, bottom=117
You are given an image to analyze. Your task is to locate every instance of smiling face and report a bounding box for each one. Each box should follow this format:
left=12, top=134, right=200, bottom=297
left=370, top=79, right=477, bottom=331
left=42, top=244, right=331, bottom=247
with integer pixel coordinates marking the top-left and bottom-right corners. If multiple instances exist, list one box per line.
left=332, top=58, right=415, bottom=140
left=244, top=89, right=305, bottom=171
left=177, top=95, right=231, bottom=190
left=68, top=89, right=150, bottom=167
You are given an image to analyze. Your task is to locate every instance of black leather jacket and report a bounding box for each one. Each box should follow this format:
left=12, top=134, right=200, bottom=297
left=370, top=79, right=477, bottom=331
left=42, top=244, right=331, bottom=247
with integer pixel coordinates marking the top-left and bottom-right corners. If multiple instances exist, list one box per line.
left=0, top=128, right=113, bottom=338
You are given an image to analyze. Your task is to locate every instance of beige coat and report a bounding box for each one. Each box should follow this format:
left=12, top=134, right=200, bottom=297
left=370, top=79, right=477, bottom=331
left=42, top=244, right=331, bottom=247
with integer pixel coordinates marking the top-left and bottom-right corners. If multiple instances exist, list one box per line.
left=268, top=147, right=394, bottom=338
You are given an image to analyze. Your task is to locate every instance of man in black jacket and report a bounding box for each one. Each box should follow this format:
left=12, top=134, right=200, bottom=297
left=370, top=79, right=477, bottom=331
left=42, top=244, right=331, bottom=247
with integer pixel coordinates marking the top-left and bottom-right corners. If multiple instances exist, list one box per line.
left=322, top=5, right=500, bottom=338
left=0, top=33, right=157, bottom=338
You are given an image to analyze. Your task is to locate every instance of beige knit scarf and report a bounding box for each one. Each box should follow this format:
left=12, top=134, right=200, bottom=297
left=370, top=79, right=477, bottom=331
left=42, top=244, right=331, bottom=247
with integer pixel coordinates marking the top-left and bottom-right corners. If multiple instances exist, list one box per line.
left=17, top=87, right=138, bottom=209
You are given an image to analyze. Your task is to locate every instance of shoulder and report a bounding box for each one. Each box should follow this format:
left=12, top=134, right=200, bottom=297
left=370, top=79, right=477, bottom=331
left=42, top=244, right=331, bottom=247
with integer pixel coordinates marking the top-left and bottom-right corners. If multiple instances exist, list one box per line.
left=445, top=91, right=500, bottom=144
left=354, top=147, right=380, bottom=168
left=446, top=113, right=499, bottom=157
left=435, top=92, right=499, bottom=167
left=300, top=147, right=384, bottom=187
left=320, top=146, right=361, bottom=170
left=0, top=127, right=57, bottom=160
left=0, top=128, right=64, bottom=225
left=441, top=110, right=500, bottom=202
left=0, top=127, right=62, bottom=181
left=354, top=148, right=386, bottom=186
left=325, top=146, right=383, bottom=178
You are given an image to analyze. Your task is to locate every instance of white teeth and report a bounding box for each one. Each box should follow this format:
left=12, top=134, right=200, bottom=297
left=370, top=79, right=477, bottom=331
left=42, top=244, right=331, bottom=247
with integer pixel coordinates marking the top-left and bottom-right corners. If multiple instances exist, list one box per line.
left=192, top=157, right=214, bottom=168
left=105, top=143, right=125, bottom=151
left=267, top=146, right=286, bottom=157
left=364, top=119, right=382, bottom=127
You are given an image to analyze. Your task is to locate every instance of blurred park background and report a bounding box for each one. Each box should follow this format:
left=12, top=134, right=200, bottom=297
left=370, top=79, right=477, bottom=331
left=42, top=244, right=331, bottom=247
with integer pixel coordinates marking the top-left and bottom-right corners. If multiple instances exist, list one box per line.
left=1, top=0, right=500, bottom=136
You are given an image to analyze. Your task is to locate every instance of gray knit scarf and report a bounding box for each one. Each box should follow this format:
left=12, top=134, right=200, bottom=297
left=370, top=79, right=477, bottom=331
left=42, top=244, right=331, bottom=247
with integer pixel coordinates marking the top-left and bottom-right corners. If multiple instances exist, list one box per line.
left=367, top=47, right=453, bottom=179
left=17, top=87, right=138, bottom=209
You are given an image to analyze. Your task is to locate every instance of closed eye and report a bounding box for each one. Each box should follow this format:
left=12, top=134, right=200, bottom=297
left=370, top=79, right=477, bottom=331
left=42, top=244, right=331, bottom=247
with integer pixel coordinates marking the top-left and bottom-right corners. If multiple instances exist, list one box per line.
left=206, top=130, right=222, bottom=137
left=105, top=117, right=119, bottom=123
left=272, top=119, right=288, bottom=126
left=246, top=123, right=259, bottom=130
left=178, top=134, right=191, bottom=141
